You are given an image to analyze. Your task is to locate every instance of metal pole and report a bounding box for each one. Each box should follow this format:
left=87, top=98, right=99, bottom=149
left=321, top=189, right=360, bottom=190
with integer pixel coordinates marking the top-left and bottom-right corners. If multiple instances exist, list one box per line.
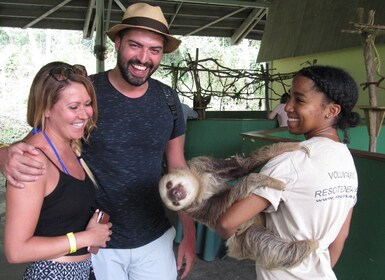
left=95, top=0, right=105, bottom=72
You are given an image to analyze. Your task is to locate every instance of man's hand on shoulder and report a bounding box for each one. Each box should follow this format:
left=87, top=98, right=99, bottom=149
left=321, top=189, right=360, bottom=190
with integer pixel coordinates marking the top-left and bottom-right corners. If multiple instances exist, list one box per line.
left=0, top=142, right=45, bottom=188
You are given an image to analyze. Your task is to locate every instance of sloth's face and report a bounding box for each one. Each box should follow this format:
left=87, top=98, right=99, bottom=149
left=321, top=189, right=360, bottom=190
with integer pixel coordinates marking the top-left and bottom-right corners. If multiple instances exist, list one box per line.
left=159, top=169, right=200, bottom=211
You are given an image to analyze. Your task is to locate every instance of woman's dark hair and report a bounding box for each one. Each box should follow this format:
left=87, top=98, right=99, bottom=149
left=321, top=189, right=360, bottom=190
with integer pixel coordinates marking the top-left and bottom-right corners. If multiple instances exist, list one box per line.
left=280, top=93, right=290, bottom=103
left=295, top=65, right=360, bottom=143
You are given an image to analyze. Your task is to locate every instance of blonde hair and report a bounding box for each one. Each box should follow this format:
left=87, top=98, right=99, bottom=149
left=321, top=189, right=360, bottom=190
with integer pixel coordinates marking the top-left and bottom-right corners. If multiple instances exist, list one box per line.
left=27, top=61, right=99, bottom=185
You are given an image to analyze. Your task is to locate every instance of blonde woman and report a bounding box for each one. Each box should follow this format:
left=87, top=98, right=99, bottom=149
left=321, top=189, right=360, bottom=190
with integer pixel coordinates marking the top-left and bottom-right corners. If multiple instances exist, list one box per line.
left=4, top=62, right=112, bottom=279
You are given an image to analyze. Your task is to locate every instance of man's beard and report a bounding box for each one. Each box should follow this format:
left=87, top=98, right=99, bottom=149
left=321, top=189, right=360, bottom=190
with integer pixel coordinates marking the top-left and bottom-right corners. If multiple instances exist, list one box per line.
left=117, top=53, right=157, bottom=86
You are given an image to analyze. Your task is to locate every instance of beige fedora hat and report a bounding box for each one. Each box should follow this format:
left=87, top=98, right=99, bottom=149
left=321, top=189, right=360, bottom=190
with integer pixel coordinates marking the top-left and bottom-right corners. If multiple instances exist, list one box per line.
left=106, top=3, right=181, bottom=53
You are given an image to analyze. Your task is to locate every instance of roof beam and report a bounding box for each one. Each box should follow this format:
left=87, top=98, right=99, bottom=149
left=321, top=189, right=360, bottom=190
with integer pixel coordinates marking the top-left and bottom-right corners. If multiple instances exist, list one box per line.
left=185, top=7, right=247, bottom=36
left=83, top=0, right=95, bottom=38
left=162, top=0, right=271, bottom=9
left=113, top=0, right=126, bottom=12
left=105, top=0, right=113, bottom=30
left=22, top=0, right=73, bottom=29
left=231, top=8, right=267, bottom=44
left=169, top=2, right=184, bottom=27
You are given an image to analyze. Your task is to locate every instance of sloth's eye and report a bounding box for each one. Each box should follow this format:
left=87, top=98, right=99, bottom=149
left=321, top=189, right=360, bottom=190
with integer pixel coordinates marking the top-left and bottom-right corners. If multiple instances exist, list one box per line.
left=166, top=181, right=173, bottom=189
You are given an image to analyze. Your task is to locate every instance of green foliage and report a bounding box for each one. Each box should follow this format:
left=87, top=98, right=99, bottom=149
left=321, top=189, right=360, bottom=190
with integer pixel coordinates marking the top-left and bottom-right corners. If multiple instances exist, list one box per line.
left=0, top=27, right=111, bottom=143
left=0, top=29, right=10, bottom=48
left=0, top=125, right=30, bottom=144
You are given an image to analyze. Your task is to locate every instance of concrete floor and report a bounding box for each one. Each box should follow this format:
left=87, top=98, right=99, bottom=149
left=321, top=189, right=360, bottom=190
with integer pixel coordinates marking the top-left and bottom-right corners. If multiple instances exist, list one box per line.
left=183, top=254, right=256, bottom=280
left=0, top=174, right=256, bottom=279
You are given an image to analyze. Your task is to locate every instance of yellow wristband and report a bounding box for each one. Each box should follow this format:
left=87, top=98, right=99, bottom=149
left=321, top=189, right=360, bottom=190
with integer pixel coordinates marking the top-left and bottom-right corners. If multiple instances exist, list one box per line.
left=66, top=232, right=77, bottom=254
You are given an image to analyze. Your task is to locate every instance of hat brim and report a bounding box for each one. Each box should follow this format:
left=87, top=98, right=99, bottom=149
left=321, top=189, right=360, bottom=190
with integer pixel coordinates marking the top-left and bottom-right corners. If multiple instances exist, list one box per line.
left=106, top=24, right=181, bottom=53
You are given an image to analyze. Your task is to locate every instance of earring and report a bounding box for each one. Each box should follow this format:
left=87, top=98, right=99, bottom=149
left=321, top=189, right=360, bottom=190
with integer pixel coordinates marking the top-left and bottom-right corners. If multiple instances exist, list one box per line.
left=326, top=114, right=330, bottom=118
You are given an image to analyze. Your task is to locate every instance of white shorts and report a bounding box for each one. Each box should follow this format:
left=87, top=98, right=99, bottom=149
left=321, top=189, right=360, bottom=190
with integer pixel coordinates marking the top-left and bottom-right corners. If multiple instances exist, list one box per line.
left=92, top=227, right=177, bottom=280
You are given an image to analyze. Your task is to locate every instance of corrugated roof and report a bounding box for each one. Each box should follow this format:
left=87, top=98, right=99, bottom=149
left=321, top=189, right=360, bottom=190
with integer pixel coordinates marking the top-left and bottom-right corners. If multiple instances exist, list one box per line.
left=0, top=0, right=270, bottom=43
left=258, top=0, right=385, bottom=62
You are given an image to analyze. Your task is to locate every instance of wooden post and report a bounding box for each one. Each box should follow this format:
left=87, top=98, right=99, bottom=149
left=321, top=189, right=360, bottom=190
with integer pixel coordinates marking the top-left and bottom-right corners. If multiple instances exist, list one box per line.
left=361, top=11, right=379, bottom=151
left=191, top=49, right=210, bottom=119
left=359, top=106, right=385, bottom=150
left=342, top=8, right=385, bottom=152
left=260, top=64, right=270, bottom=118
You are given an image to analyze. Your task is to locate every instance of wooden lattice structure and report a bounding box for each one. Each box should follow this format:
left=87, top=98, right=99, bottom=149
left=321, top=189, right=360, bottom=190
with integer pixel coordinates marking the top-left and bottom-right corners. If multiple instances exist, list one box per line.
left=160, top=49, right=298, bottom=119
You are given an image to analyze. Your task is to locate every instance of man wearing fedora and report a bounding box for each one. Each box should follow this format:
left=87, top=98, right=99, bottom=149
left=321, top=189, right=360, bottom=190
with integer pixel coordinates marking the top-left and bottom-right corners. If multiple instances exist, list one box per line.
left=0, top=3, right=196, bottom=280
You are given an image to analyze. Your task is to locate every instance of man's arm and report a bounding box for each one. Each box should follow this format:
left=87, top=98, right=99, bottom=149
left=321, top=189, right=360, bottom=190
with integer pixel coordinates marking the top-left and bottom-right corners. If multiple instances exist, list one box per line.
left=0, top=142, right=45, bottom=188
left=165, top=135, right=196, bottom=279
left=329, top=208, right=353, bottom=268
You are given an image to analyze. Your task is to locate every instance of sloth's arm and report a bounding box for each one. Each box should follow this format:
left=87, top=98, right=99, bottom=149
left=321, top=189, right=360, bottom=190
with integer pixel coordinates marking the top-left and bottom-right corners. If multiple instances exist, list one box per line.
left=189, top=142, right=301, bottom=181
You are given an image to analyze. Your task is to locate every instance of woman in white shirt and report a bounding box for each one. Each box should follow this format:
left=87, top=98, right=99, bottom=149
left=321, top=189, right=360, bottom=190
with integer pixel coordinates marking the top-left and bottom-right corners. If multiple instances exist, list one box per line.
left=216, top=65, right=360, bottom=280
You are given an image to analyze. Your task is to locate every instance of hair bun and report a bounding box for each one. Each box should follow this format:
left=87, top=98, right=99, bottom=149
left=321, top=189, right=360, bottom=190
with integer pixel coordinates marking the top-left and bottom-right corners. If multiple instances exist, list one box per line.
left=348, top=111, right=360, bottom=127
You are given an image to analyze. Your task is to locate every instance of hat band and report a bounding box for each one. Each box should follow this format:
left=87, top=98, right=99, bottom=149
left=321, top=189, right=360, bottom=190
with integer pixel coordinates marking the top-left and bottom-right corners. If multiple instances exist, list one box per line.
left=122, top=17, right=169, bottom=34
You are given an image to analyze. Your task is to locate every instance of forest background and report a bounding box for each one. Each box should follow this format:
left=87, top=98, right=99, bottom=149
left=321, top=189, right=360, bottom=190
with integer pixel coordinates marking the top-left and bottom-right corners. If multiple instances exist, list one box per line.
left=0, top=27, right=261, bottom=144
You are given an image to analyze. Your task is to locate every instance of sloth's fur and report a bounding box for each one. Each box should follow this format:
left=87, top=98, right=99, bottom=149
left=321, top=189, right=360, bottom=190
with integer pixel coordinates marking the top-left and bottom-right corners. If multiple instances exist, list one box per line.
left=159, top=142, right=319, bottom=269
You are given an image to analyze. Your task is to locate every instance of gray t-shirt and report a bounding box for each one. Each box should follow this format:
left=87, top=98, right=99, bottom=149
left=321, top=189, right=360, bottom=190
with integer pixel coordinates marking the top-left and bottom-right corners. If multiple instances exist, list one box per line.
left=84, top=71, right=186, bottom=248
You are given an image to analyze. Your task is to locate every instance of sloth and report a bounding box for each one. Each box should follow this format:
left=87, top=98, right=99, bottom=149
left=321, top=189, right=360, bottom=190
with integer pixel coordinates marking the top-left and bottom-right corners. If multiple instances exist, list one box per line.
left=159, top=142, right=319, bottom=269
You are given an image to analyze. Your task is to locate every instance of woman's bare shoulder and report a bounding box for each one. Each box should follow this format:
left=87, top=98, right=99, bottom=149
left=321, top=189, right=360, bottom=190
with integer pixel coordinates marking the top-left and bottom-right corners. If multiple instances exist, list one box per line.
left=24, top=133, right=50, bottom=163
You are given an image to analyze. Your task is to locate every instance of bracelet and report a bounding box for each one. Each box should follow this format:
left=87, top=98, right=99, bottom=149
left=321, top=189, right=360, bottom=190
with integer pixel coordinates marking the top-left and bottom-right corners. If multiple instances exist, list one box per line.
left=0, top=143, right=9, bottom=149
left=66, top=232, right=77, bottom=254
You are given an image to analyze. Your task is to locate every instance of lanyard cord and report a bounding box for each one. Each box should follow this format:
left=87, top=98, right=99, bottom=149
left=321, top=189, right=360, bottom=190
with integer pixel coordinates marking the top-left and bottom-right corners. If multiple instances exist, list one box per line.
left=42, top=131, right=70, bottom=175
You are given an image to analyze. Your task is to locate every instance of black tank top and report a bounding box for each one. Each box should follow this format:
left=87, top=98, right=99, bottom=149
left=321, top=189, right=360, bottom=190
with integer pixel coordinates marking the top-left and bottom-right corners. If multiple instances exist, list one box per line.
left=34, top=152, right=96, bottom=256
